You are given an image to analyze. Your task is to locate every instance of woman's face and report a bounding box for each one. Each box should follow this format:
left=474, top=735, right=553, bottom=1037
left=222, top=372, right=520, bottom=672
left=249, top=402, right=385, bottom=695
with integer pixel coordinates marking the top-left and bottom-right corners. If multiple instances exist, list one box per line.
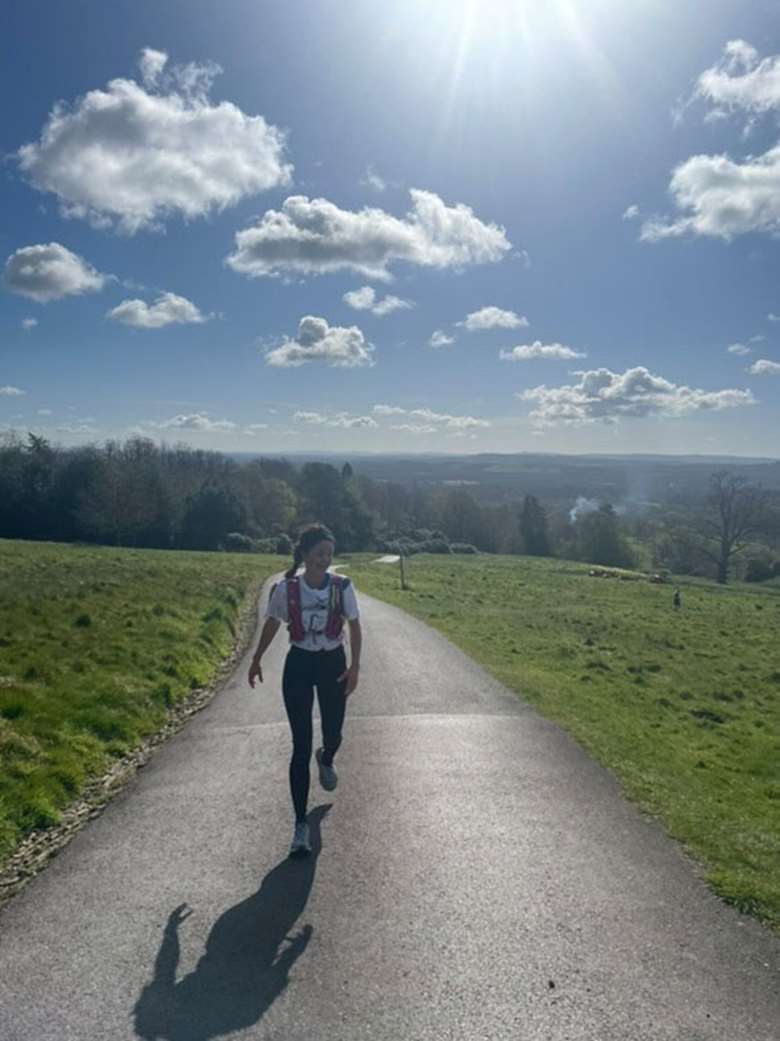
left=304, top=539, right=334, bottom=572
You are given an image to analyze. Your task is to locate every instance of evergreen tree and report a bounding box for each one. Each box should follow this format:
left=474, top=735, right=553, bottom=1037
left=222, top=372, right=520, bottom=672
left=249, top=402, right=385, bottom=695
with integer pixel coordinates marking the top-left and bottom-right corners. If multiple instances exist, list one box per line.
left=519, top=494, right=551, bottom=556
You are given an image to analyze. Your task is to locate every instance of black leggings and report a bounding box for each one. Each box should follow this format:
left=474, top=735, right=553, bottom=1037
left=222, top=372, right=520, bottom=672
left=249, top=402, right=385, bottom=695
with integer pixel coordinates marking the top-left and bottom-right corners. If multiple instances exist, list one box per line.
left=282, top=645, right=348, bottom=823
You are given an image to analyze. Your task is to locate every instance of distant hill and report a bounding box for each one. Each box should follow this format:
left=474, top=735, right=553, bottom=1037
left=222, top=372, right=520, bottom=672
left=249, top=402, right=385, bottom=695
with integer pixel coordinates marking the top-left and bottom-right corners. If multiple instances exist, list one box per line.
left=228, top=452, right=780, bottom=507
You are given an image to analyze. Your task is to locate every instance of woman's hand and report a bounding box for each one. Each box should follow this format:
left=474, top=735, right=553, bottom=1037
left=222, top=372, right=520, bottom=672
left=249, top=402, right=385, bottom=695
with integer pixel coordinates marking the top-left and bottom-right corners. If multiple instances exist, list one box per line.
left=248, top=658, right=263, bottom=688
left=338, top=663, right=359, bottom=697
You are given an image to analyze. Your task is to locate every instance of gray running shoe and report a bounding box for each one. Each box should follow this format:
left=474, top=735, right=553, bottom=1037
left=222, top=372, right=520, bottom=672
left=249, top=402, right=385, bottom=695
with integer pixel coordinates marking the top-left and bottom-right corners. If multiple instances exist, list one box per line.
left=316, top=747, right=338, bottom=791
left=289, top=821, right=311, bottom=858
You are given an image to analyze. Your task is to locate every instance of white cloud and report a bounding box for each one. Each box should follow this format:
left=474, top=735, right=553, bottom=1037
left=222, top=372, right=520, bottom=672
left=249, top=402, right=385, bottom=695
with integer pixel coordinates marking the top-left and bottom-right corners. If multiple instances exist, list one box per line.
left=727, top=343, right=752, bottom=355
left=226, top=189, right=511, bottom=280
left=139, top=47, right=168, bottom=89
left=17, top=49, right=292, bottom=234
left=500, top=341, right=586, bottom=361
left=749, top=334, right=765, bottom=343
left=640, top=145, right=780, bottom=241
left=696, top=40, right=780, bottom=114
left=458, top=306, right=528, bottom=331
left=343, top=285, right=413, bottom=316
left=4, top=242, right=107, bottom=302
left=361, top=166, right=386, bottom=192
left=266, top=316, right=374, bottom=368
left=429, top=330, right=454, bottom=348
left=37, top=409, right=53, bottom=416
left=643, top=43, right=780, bottom=242
left=390, top=423, right=437, bottom=435
left=373, top=404, right=407, bottom=415
left=0, top=386, right=26, bottom=396
left=21, top=318, right=38, bottom=330
left=517, top=366, right=755, bottom=426
left=156, top=413, right=236, bottom=432
left=293, top=410, right=378, bottom=429
left=769, top=313, right=780, bottom=322
left=107, top=291, right=210, bottom=328
left=622, top=204, right=640, bottom=221
left=748, top=358, right=780, bottom=375
left=373, top=404, right=489, bottom=429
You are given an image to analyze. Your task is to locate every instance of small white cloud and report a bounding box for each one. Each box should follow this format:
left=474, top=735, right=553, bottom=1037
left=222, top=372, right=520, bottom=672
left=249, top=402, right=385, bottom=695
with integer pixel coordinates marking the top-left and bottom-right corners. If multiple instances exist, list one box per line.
left=458, top=306, right=528, bottom=331
left=293, top=409, right=378, bottom=429
left=500, top=341, right=586, bottom=361
left=156, top=413, right=236, bottom=432
left=343, top=285, right=413, bottom=317
left=696, top=40, right=780, bottom=114
left=769, top=312, right=780, bottom=322
left=4, top=243, right=106, bottom=302
left=0, top=386, right=26, bottom=396
left=343, top=286, right=375, bottom=310
left=373, top=404, right=407, bottom=415
left=429, top=330, right=454, bottom=348
left=243, top=423, right=269, bottom=436
left=266, top=316, right=374, bottom=368
left=371, top=403, right=489, bottom=429
left=139, top=47, right=168, bottom=88
left=390, top=423, right=437, bottom=434
left=517, top=366, right=755, bottom=426
left=360, top=166, right=386, bottom=192
left=107, top=291, right=210, bottom=328
left=622, top=204, right=640, bottom=221
left=727, top=343, right=752, bottom=355
left=227, top=189, right=512, bottom=281
left=749, top=334, right=765, bottom=343
left=21, top=317, right=38, bottom=330
left=37, top=408, right=53, bottom=415
left=748, top=358, right=780, bottom=375
left=641, top=145, right=780, bottom=241
left=17, top=49, right=292, bottom=233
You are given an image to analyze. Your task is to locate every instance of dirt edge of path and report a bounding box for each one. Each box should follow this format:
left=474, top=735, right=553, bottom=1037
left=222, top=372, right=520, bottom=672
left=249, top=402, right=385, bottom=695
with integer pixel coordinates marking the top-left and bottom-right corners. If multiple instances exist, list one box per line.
left=0, top=573, right=271, bottom=914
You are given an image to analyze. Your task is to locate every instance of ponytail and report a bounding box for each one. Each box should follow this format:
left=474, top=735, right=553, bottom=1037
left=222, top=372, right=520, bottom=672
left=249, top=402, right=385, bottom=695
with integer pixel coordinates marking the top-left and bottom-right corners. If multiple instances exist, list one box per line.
left=284, top=545, right=304, bottom=580
left=284, top=522, right=335, bottom=579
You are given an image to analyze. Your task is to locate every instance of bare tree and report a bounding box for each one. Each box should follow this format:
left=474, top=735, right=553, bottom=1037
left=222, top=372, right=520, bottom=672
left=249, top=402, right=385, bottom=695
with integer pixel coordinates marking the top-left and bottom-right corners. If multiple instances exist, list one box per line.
left=697, top=471, right=768, bottom=584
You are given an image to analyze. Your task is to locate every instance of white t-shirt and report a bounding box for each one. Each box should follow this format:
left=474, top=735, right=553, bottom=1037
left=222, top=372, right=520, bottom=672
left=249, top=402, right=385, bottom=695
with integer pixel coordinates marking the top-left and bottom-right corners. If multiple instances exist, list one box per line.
left=265, top=573, right=360, bottom=651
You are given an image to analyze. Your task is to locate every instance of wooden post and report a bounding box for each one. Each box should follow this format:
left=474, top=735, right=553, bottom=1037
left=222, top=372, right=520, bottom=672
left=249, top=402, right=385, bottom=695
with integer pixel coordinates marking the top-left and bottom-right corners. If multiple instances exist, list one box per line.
left=400, top=552, right=407, bottom=590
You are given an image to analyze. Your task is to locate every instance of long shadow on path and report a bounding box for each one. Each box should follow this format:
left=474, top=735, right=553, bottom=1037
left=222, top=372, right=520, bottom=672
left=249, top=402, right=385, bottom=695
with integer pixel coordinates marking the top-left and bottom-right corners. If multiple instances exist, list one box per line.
left=133, top=805, right=330, bottom=1040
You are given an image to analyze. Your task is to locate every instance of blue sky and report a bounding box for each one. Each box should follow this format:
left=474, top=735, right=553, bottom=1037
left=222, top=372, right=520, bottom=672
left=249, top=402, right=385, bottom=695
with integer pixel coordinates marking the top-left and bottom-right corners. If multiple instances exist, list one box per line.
left=2, top=0, right=779, bottom=456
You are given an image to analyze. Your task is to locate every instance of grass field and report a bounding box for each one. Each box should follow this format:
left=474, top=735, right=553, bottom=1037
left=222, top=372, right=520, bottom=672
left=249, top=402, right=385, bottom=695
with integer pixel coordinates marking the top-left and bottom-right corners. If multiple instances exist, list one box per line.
left=0, top=539, right=286, bottom=865
left=343, top=553, right=780, bottom=933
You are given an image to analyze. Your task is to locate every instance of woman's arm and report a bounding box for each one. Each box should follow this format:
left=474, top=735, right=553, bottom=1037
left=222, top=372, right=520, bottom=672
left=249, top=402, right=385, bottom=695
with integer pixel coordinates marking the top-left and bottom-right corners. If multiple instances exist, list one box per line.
left=248, top=617, right=282, bottom=687
left=338, top=618, right=362, bottom=696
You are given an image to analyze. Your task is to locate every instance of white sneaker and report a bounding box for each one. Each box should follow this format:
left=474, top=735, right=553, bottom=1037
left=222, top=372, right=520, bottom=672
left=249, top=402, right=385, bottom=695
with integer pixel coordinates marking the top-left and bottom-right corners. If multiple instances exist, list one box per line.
left=289, top=821, right=311, bottom=858
left=316, top=747, right=338, bottom=791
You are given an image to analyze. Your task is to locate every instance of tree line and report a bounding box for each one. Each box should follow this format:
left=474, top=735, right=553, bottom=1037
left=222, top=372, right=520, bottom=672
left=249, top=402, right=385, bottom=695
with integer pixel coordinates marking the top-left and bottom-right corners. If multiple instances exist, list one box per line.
left=1, top=432, right=777, bottom=584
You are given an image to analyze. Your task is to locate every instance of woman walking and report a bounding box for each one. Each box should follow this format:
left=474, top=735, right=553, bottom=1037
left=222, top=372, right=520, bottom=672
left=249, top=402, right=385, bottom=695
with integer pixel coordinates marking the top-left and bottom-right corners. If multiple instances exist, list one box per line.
left=248, top=524, right=361, bottom=858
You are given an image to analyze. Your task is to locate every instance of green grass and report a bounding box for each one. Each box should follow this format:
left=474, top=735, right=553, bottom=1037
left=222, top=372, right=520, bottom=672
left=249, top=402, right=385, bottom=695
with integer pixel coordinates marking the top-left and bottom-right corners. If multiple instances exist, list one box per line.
left=0, top=539, right=286, bottom=864
left=344, top=553, right=780, bottom=933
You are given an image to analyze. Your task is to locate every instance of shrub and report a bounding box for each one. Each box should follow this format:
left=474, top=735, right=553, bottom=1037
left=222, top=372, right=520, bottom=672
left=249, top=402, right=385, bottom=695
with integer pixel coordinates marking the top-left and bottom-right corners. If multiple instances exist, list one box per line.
left=745, top=557, right=775, bottom=583
left=223, top=532, right=253, bottom=553
left=275, top=533, right=293, bottom=555
left=451, top=542, right=478, bottom=554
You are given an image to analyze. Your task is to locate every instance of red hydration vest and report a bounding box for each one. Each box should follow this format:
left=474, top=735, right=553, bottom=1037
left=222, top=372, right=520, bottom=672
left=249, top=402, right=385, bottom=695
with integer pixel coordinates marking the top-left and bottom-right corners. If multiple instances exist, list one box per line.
left=285, top=574, right=350, bottom=643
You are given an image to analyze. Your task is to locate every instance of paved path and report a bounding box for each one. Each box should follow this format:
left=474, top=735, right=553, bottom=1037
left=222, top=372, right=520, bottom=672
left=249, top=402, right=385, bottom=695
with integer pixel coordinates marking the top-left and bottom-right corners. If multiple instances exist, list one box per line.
left=1, top=584, right=778, bottom=1040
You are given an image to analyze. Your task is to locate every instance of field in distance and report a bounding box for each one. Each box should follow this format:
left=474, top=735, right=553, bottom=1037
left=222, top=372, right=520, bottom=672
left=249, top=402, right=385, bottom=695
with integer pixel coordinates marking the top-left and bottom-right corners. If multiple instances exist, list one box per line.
left=345, top=552, right=780, bottom=934
left=0, top=539, right=286, bottom=869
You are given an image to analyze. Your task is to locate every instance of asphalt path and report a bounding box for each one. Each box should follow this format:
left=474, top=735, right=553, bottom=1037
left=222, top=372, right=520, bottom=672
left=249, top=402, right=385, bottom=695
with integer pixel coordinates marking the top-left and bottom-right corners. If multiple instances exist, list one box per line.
left=0, top=579, right=778, bottom=1040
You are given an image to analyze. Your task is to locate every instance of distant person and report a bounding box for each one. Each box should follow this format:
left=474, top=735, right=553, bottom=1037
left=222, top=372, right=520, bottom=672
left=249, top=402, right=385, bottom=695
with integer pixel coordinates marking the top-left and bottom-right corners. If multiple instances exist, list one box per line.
left=248, top=524, right=361, bottom=858
left=673, top=587, right=681, bottom=609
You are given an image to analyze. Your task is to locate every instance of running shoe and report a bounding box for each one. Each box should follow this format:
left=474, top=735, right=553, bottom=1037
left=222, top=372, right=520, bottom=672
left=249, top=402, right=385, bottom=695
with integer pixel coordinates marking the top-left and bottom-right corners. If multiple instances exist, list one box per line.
left=316, top=747, right=338, bottom=791
left=289, top=820, right=311, bottom=858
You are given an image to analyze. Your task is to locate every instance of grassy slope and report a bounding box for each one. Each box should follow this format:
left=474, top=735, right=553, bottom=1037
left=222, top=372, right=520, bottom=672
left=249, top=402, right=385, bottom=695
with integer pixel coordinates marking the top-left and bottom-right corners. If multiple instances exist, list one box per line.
left=344, top=553, right=780, bottom=933
left=0, top=539, right=286, bottom=863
